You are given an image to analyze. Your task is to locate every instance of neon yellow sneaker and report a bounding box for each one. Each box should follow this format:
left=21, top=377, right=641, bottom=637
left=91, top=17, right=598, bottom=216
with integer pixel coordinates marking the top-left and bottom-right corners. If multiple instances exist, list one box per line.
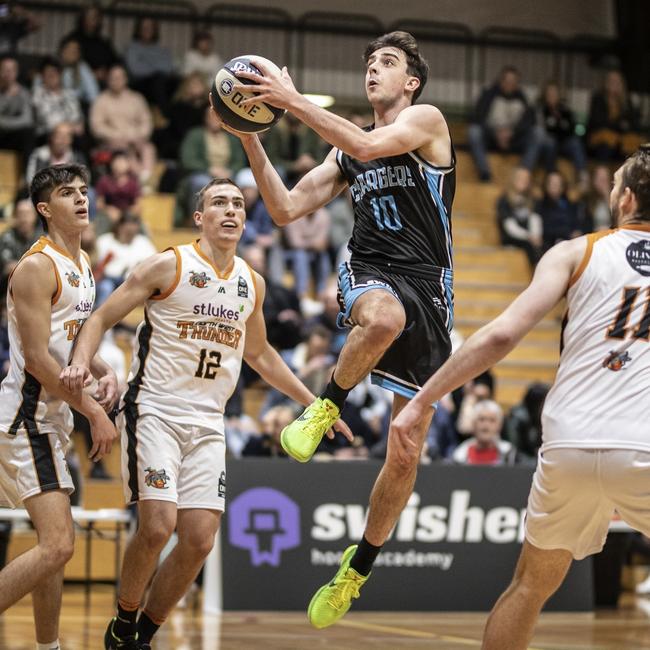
left=308, top=544, right=369, bottom=629
left=280, top=397, right=340, bottom=462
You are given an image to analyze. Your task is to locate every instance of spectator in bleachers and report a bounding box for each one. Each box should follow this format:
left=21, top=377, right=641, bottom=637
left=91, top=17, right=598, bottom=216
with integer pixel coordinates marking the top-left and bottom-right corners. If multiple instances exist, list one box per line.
left=452, top=400, right=516, bottom=466
left=125, top=16, right=176, bottom=116
left=25, top=121, right=86, bottom=184
left=0, top=54, right=33, bottom=159
left=182, top=30, right=222, bottom=87
left=59, top=35, right=100, bottom=111
left=284, top=206, right=332, bottom=300
left=0, top=2, right=39, bottom=55
left=305, top=276, right=348, bottom=355
left=587, top=69, right=644, bottom=161
left=580, top=165, right=613, bottom=232
left=95, top=150, right=142, bottom=226
left=242, top=405, right=293, bottom=458
left=235, top=167, right=276, bottom=251
left=287, top=324, right=335, bottom=396
left=263, top=113, right=325, bottom=185
left=94, top=211, right=156, bottom=306
left=505, top=382, right=549, bottom=464
left=0, top=195, right=39, bottom=282
left=426, top=396, right=459, bottom=460
left=468, top=66, right=540, bottom=182
left=496, top=167, right=543, bottom=268
left=90, top=64, right=156, bottom=184
left=162, top=72, right=208, bottom=159
left=453, top=370, right=495, bottom=437
left=242, top=243, right=304, bottom=352
left=328, top=190, right=354, bottom=267
left=175, top=106, right=245, bottom=224
left=32, top=57, right=83, bottom=140
left=536, top=80, right=587, bottom=181
left=535, top=171, right=581, bottom=251
left=64, top=3, right=117, bottom=85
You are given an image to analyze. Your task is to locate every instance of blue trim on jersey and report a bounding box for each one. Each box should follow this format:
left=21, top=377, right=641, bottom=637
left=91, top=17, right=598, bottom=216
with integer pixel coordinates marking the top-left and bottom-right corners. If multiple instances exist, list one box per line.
left=423, top=170, right=453, bottom=269
left=371, top=372, right=439, bottom=408
left=442, top=268, right=454, bottom=331
left=336, top=261, right=402, bottom=329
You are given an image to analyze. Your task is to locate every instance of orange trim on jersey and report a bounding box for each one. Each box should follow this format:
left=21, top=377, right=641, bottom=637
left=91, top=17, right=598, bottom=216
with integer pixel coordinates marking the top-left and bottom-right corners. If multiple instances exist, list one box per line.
left=245, top=262, right=260, bottom=312
left=150, top=246, right=181, bottom=301
left=620, top=223, right=650, bottom=232
left=568, top=230, right=616, bottom=288
left=8, top=239, right=62, bottom=304
left=192, top=240, right=235, bottom=280
left=41, top=236, right=84, bottom=273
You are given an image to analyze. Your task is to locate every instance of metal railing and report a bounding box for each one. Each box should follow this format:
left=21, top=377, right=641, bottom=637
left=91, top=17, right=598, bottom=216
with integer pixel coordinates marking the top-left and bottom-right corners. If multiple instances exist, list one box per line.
left=14, top=0, right=628, bottom=119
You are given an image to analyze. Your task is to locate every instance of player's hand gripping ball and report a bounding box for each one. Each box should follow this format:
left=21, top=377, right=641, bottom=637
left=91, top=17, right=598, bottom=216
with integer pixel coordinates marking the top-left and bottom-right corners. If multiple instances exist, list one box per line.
left=210, top=55, right=286, bottom=133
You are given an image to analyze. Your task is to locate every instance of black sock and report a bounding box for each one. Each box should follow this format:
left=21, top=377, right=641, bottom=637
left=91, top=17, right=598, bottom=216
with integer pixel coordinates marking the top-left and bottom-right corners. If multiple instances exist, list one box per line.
left=350, top=536, right=382, bottom=577
left=320, top=376, right=351, bottom=411
left=114, top=602, right=138, bottom=638
left=137, top=611, right=162, bottom=644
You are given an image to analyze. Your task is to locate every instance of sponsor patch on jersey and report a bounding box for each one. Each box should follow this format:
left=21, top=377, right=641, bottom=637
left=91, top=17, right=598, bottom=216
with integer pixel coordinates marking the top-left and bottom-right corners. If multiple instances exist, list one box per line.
left=66, top=271, right=80, bottom=287
left=218, top=470, right=226, bottom=497
left=189, top=270, right=211, bottom=288
left=238, top=276, right=249, bottom=298
left=625, top=240, right=650, bottom=276
left=144, top=467, right=170, bottom=489
left=602, top=349, right=631, bottom=371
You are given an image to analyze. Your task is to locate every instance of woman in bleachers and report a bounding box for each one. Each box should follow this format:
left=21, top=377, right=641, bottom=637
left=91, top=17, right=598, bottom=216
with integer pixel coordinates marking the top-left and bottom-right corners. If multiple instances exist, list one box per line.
left=535, top=80, right=587, bottom=182
left=182, top=30, right=222, bottom=88
left=580, top=165, right=613, bottom=232
left=59, top=36, right=99, bottom=112
left=535, top=171, right=582, bottom=251
left=496, top=167, right=543, bottom=268
left=125, top=16, right=177, bottom=116
left=587, top=69, right=644, bottom=161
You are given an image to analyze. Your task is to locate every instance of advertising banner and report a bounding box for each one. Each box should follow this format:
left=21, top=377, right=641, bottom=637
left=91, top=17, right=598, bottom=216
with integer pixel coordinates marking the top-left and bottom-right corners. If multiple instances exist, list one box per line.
left=221, top=459, right=592, bottom=611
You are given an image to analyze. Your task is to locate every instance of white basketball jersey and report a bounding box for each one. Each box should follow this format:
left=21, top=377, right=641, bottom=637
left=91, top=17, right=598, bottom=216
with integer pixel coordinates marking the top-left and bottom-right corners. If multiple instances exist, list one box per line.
left=122, top=242, right=257, bottom=431
left=542, top=225, right=650, bottom=451
left=0, top=237, right=95, bottom=437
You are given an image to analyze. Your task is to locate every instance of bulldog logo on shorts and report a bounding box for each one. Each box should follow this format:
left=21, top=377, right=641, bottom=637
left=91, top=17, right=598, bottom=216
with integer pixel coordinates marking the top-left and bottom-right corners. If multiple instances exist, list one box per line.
left=144, top=467, right=170, bottom=489
left=189, top=271, right=211, bottom=288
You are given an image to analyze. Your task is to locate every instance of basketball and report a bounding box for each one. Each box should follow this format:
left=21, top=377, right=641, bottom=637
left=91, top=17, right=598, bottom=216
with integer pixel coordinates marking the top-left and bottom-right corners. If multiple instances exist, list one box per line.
left=210, top=55, right=286, bottom=134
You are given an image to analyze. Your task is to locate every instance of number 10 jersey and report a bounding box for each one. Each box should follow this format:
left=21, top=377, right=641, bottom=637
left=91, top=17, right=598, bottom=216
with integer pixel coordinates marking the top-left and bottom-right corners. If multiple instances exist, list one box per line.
left=121, top=242, right=257, bottom=432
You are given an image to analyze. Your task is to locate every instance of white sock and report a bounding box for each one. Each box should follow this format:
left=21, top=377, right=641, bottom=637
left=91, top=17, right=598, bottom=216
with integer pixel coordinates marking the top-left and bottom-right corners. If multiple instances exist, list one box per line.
left=36, top=642, right=60, bottom=650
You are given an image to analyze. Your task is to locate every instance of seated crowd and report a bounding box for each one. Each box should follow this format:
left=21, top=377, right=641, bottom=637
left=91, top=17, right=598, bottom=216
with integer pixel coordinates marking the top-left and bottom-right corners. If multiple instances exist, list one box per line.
left=0, top=3, right=646, bottom=489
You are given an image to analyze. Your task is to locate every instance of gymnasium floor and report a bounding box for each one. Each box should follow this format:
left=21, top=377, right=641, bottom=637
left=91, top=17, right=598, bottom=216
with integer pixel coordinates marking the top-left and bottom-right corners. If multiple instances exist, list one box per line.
left=3, top=587, right=650, bottom=649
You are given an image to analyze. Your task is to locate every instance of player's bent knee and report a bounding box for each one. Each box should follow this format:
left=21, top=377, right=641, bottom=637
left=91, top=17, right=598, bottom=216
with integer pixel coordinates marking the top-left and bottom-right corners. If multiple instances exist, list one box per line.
left=41, top=536, right=75, bottom=569
left=136, top=519, right=175, bottom=550
left=180, top=530, right=217, bottom=559
left=365, top=318, right=404, bottom=347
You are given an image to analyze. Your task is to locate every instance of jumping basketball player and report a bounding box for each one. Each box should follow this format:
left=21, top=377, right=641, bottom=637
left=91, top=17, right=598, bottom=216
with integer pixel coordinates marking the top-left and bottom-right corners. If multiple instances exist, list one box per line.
left=60, top=178, right=352, bottom=649
left=0, top=164, right=118, bottom=650
left=219, top=31, right=454, bottom=626
left=392, top=147, right=650, bottom=650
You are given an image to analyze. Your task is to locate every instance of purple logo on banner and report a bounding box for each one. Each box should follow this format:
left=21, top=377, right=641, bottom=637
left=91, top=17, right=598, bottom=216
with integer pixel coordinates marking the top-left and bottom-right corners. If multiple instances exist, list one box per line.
left=228, top=487, right=300, bottom=566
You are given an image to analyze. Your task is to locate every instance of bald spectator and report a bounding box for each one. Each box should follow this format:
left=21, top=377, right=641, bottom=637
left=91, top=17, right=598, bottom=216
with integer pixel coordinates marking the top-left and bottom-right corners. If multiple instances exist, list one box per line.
left=90, top=64, right=155, bottom=184
left=453, top=400, right=516, bottom=466
left=25, top=122, right=86, bottom=184
left=0, top=54, right=33, bottom=158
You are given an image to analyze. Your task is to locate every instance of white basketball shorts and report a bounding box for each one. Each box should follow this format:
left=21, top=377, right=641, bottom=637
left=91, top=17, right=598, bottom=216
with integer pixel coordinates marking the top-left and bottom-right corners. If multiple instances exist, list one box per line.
left=526, top=448, right=650, bottom=560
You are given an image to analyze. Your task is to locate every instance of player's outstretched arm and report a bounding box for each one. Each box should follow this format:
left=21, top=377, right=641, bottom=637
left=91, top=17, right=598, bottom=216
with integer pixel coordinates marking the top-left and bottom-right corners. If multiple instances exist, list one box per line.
left=390, top=237, right=587, bottom=461
left=243, top=273, right=353, bottom=441
left=61, top=249, right=177, bottom=391
left=236, top=58, right=447, bottom=162
left=11, top=255, right=117, bottom=460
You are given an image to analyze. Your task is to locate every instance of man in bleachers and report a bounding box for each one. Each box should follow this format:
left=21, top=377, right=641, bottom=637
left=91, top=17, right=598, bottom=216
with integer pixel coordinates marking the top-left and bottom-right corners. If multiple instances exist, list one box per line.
left=0, top=195, right=40, bottom=285
left=452, top=400, right=517, bottom=465
left=467, top=66, right=541, bottom=182
left=25, top=122, right=86, bottom=184
left=0, top=55, right=33, bottom=160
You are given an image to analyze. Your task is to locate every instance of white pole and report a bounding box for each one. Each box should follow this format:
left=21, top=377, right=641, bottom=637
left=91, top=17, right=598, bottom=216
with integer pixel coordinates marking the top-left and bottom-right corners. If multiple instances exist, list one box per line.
left=203, top=528, right=222, bottom=614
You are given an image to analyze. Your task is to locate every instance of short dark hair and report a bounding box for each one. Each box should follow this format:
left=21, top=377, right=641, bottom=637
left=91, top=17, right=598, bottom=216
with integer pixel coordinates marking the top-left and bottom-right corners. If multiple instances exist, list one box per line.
left=133, top=16, right=159, bottom=43
left=40, top=56, right=62, bottom=74
left=192, top=30, right=212, bottom=48
left=363, top=31, right=428, bottom=103
left=195, top=178, right=240, bottom=212
left=30, top=163, right=90, bottom=232
left=621, top=145, right=650, bottom=221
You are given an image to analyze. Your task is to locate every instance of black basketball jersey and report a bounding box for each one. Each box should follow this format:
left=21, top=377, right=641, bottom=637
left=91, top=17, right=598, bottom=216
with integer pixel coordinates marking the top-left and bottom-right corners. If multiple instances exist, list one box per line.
left=335, top=139, right=455, bottom=278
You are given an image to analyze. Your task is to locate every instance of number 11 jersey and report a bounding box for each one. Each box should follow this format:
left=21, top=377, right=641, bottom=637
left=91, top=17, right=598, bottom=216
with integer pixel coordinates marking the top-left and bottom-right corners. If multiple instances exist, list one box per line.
left=122, top=242, right=257, bottom=432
